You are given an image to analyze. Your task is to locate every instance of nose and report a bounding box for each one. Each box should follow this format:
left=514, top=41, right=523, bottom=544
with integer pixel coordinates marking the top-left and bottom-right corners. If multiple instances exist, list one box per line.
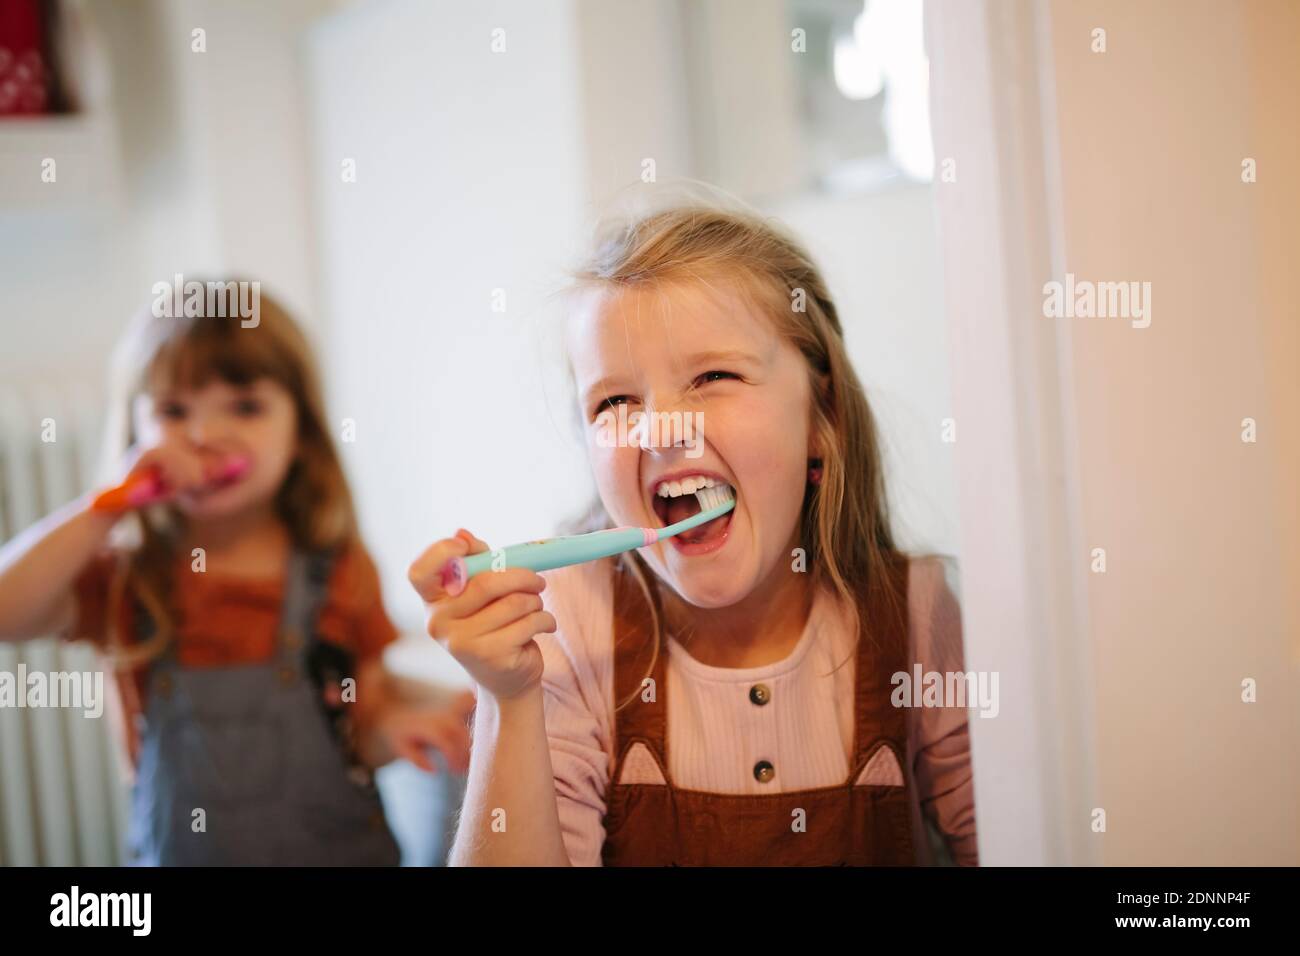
left=184, top=410, right=222, bottom=448
left=637, top=396, right=702, bottom=457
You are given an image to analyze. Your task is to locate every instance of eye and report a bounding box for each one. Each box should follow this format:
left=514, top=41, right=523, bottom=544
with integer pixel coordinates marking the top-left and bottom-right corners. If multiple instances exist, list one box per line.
left=592, top=395, right=634, bottom=420
left=694, top=370, right=737, bottom=387
left=232, top=397, right=264, bottom=417
left=156, top=399, right=187, bottom=420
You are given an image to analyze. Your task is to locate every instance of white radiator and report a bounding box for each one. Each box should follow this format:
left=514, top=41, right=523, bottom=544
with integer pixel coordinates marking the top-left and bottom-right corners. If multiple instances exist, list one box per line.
left=0, top=384, right=129, bottom=866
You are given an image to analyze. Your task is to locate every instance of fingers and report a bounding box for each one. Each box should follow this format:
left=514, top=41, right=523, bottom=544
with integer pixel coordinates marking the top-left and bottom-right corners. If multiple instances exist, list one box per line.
left=429, top=716, right=472, bottom=774
left=393, top=736, right=437, bottom=774
left=131, top=444, right=206, bottom=498
left=410, top=530, right=546, bottom=610
left=452, top=568, right=547, bottom=621
left=415, top=564, right=545, bottom=639
left=454, top=528, right=489, bottom=554
left=395, top=715, right=472, bottom=775
left=450, top=590, right=539, bottom=645
left=409, top=531, right=555, bottom=700
left=158, top=445, right=205, bottom=489
left=429, top=575, right=549, bottom=658
left=484, top=610, right=557, bottom=651
left=407, top=534, right=472, bottom=602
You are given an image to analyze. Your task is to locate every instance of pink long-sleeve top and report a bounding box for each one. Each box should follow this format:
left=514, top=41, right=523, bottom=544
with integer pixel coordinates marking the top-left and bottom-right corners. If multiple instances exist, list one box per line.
left=534, top=555, right=979, bottom=866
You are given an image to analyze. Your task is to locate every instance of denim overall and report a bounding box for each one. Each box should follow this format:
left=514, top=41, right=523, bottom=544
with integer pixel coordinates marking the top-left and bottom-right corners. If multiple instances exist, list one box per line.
left=126, top=551, right=401, bottom=866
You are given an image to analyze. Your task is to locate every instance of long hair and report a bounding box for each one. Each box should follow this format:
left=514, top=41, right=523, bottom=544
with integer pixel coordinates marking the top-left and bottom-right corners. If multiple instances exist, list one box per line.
left=99, top=284, right=357, bottom=666
left=561, top=197, right=905, bottom=709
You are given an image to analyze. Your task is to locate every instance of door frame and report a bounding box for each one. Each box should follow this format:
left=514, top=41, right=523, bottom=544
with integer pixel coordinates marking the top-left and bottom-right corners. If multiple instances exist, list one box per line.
left=925, top=0, right=1100, bottom=866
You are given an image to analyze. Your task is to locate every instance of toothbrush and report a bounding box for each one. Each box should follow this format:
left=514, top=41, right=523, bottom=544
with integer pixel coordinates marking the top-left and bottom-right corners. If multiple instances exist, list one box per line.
left=440, top=484, right=736, bottom=596
left=91, top=456, right=251, bottom=513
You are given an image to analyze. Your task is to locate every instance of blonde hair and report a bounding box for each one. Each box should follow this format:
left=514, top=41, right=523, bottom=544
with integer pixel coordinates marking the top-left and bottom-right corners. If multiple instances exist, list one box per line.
left=562, top=196, right=905, bottom=709
left=100, top=285, right=357, bottom=666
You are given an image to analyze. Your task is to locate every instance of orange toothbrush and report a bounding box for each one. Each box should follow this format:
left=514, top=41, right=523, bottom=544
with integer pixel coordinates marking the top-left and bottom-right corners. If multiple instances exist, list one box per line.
left=91, top=456, right=250, bottom=513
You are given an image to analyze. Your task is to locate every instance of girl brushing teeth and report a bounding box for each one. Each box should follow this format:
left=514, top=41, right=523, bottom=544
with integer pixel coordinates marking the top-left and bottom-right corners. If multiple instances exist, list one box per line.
left=410, top=203, right=978, bottom=866
left=0, top=290, right=473, bottom=865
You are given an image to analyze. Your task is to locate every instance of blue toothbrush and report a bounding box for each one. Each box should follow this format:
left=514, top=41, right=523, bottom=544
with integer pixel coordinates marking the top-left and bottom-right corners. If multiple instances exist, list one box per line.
left=441, top=484, right=735, bottom=596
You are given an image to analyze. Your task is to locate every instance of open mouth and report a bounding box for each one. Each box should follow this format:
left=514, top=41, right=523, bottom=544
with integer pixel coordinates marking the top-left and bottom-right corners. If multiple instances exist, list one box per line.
left=184, top=456, right=251, bottom=502
left=651, top=474, right=735, bottom=547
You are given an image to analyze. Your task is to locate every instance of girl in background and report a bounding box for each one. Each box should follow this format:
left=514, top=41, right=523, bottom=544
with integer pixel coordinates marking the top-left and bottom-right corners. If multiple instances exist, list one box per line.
left=410, top=202, right=978, bottom=866
left=0, top=288, right=473, bottom=865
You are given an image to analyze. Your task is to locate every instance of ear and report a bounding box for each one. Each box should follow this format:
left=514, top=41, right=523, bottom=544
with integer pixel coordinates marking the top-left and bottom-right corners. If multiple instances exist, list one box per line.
left=807, top=457, right=824, bottom=486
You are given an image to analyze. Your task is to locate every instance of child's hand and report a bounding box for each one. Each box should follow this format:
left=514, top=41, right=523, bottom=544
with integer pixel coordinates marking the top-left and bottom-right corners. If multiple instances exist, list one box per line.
left=122, top=442, right=205, bottom=502
left=374, top=690, right=476, bottom=774
left=113, top=442, right=231, bottom=508
left=408, top=529, right=556, bottom=701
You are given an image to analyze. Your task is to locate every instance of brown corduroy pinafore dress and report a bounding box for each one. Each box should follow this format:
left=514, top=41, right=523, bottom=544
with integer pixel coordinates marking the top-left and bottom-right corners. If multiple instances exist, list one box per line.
left=600, top=557, right=917, bottom=866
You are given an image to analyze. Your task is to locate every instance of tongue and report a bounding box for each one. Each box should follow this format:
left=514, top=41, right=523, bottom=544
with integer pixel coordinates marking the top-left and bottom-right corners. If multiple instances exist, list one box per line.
left=677, top=518, right=725, bottom=543
left=665, top=496, right=700, bottom=527
left=667, top=495, right=730, bottom=544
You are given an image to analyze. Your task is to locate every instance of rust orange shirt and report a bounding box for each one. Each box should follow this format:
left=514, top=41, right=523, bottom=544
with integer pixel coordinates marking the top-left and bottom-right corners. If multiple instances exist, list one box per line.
left=67, top=543, right=399, bottom=769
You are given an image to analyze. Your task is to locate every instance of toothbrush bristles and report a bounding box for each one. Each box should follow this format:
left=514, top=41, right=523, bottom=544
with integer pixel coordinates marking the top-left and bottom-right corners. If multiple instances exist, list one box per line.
left=694, top=484, right=735, bottom=512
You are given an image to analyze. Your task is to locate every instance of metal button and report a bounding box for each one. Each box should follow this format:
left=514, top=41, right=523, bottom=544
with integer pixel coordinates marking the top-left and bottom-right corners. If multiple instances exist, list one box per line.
left=283, top=629, right=304, bottom=650
left=753, top=760, right=775, bottom=783
left=154, top=674, right=173, bottom=699
left=749, top=683, right=771, bottom=706
left=277, top=665, right=296, bottom=686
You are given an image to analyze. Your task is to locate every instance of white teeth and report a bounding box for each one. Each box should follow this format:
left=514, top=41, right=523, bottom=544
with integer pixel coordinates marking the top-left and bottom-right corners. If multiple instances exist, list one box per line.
left=653, top=475, right=732, bottom=499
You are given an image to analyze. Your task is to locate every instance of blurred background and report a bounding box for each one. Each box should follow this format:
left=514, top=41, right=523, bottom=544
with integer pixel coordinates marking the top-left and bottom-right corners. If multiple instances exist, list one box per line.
left=1, top=0, right=1296, bottom=868
left=0, top=0, right=957, bottom=865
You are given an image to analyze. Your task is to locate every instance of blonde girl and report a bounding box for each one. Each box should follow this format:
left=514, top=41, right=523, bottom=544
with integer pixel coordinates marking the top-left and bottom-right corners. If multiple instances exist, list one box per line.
left=409, top=203, right=977, bottom=866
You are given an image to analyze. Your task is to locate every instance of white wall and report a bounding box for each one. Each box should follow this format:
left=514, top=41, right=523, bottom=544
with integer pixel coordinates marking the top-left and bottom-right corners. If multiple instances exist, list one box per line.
left=0, top=0, right=339, bottom=396
left=929, top=0, right=1299, bottom=865
left=1046, top=0, right=1299, bottom=866
left=304, top=0, right=598, bottom=631
left=769, top=186, right=957, bottom=561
